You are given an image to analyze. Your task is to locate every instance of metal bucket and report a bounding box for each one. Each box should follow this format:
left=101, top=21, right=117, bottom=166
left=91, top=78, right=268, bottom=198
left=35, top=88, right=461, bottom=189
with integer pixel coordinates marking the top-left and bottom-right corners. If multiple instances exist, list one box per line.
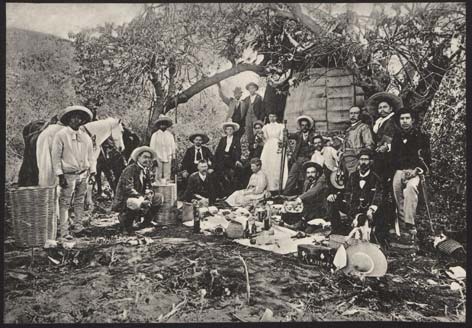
left=182, top=202, right=194, bottom=222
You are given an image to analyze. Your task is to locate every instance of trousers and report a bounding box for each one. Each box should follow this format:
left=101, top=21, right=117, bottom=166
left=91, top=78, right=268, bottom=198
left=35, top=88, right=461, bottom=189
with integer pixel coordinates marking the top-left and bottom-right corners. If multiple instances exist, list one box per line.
left=283, top=156, right=309, bottom=196
left=392, top=170, right=420, bottom=225
left=58, top=173, right=88, bottom=237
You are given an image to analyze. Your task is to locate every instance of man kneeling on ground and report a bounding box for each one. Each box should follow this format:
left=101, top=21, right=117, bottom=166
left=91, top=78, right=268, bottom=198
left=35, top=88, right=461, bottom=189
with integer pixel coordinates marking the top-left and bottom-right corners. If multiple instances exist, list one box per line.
left=112, top=146, right=163, bottom=235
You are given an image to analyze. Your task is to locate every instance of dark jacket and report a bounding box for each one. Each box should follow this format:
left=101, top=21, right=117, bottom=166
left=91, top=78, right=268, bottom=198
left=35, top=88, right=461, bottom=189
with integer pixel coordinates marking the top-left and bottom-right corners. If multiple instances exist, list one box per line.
left=374, top=115, right=398, bottom=146
left=288, top=131, right=316, bottom=159
left=299, top=174, right=328, bottom=219
left=241, top=94, right=265, bottom=122
left=214, top=136, right=241, bottom=171
left=112, top=163, right=152, bottom=212
left=181, top=145, right=214, bottom=175
left=183, top=172, right=216, bottom=205
left=373, top=115, right=399, bottom=179
left=346, top=170, right=382, bottom=217
left=391, top=128, right=431, bottom=172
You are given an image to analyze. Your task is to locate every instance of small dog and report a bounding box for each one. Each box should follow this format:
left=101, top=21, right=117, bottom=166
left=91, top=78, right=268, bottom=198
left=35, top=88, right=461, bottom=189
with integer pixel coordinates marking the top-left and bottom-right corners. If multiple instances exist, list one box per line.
left=346, top=213, right=371, bottom=242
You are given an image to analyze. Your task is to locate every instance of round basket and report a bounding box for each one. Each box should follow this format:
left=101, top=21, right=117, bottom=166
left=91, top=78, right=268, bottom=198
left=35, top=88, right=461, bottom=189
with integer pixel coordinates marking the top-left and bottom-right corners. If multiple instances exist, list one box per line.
left=7, top=185, right=57, bottom=248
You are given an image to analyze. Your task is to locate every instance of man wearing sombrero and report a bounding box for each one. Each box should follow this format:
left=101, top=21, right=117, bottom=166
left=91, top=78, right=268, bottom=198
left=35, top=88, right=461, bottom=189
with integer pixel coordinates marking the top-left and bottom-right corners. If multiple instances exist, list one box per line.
left=214, top=121, right=243, bottom=198
left=112, top=146, right=163, bottom=234
left=181, top=132, right=214, bottom=179
left=241, top=82, right=265, bottom=145
left=217, top=81, right=245, bottom=140
left=283, top=115, right=316, bottom=196
left=297, top=161, right=328, bottom=223
left=150, top=115, right=176, bottom=181
left=51, top=105, right=95, bottom=241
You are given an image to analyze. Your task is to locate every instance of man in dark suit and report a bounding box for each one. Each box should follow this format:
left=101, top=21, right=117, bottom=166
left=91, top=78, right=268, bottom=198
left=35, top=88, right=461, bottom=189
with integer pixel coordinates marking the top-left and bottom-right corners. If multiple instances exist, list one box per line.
left=241, top=82, right=265, bottom=145
left=218, top=82, right=244, bottom=140
left=283, top=115, right=316, bottom=196
left=298, top=161, right=329, bottom=221
left=326, top=149, right=384, bottom=244
left=181, top=133, right=214, bottom=178
left=112, top=146, right=163, bottom=235
left=214, top=122, right=243, bottom=198
left=183, top=159, right=216, bottom=206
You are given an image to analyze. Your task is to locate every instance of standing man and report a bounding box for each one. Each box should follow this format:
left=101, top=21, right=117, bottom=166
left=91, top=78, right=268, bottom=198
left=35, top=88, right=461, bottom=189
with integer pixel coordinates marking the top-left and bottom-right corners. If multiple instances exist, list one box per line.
left=112, top=146, right=163, bottom=234
left=391, top=108, right=431, bottom=237
left=183, top=160, right=216, bottom=206
left=51, top=105, right=95, bottom=241
left=181, top=132, right=214, bottom=178
left=150, top=115, right=176, bottom=181
left=340, top=106, right=375, bottom=177
left=283, top=115, right=316, bottom=196
left=217, top=82, right=245, bottom=139
left=327, top=149, right=384, bottom=242
left=242, top=82, right=265, bottom=145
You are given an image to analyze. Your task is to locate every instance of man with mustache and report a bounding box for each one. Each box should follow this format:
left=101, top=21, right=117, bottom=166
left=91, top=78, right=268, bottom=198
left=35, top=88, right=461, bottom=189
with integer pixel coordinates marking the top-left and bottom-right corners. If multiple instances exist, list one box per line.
left=391, top=108, right=431, bottom=241
left=217, top=82, right=245, bottom=140
left=340, top=106, right=375, bottom=177
left=183, top=159, right=216, bottom=206
left=327, top=149, right=384, bottom=243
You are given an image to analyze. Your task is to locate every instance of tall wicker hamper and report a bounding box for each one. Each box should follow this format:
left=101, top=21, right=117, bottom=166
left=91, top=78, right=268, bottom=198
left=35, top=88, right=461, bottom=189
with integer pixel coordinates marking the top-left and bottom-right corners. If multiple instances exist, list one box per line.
left=7, top=185, right=57, bottom=248
left=152, top=183, right=177, bottom=225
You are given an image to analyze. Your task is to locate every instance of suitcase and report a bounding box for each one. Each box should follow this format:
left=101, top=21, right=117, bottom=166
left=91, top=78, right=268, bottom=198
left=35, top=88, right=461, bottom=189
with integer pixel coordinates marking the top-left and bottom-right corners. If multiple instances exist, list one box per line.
left=298, top=244, right=338, bottom=268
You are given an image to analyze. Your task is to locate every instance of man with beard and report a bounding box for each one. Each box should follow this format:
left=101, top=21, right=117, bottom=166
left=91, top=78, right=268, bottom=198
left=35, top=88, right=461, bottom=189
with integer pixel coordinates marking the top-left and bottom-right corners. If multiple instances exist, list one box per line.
left=112, top=147, right=164, bottom=234
left=298, top=161, right=329, bottom=221
left=326, top=149, right=384, bottom=244
left=310, top=135, right=340, bottom=185
left=150, top=115, right=176, bottom=181
left=218, top=82, right=245, bottom=140
left=340, top=106, right=375, bottom=177
left=52, top=106, right=95, bottom=241
left=183, top=159, right=216, bottom=206
left=283, top=115, right=316, bottom=196
left=391, top=108, right=431, bottom=240
left=181, top=133, right=214, bottom=178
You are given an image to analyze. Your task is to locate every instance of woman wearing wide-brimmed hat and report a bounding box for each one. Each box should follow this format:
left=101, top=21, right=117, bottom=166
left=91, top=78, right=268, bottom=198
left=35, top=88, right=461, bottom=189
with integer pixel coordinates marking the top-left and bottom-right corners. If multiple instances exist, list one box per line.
left=214, top=121, right=243, bottom=198
left=241, top=81, right=265, bottom=145
left=51, top=105, right=95, bottom=241
left=150, top=115, right=176, bottom=182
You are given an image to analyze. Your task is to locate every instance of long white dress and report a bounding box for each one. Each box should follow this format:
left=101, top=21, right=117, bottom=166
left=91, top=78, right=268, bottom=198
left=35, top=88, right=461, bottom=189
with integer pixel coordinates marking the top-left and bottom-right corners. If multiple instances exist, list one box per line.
left=260, top=122, right=288, bottom=191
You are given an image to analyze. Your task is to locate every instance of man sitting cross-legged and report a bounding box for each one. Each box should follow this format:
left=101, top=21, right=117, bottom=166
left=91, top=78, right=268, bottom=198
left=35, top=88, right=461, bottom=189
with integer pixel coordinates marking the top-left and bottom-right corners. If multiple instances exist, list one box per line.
left=112, top=146, right=163, bottom=235
left=183, top=159, right=216, bottom=206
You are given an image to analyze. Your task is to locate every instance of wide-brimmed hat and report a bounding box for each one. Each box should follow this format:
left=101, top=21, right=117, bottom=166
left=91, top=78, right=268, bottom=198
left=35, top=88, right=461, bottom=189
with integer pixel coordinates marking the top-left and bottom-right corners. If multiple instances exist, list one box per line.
left=154, top=115, right=173, bottom=127
left=222, top=121, right=240, bottom=132
left=330, top=168, right=345, bottom=190
left=59, top=105, right=93, bottom=125
left=302, top=161, right=323, bottom=174
left=357, top=148, right=373, bottom=159
left=340, top=242, right=388, bottom=277
left=245, top=82, right=259, bottom=91
left=130, top=146, right=157, bottom=162
left=296, top=115, right=314, bottom=129
left=366, top=92, right=403, bottom=117
left=189, top=133, right=209, bottom=144
left=253, top=120, right=264, bottom=128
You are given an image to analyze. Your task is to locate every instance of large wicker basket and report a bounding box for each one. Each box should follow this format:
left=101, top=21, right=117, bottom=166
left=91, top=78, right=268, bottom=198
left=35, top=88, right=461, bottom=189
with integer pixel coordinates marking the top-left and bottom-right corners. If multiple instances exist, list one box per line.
left=7, top=185, right=57, bottom=248
left=152, top=183, right=177, bottom=225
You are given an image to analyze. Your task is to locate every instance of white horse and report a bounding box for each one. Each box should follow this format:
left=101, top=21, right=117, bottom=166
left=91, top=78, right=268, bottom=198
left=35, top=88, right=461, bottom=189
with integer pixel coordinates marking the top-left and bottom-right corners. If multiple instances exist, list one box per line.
left=37, top=117, right=125, bottom=187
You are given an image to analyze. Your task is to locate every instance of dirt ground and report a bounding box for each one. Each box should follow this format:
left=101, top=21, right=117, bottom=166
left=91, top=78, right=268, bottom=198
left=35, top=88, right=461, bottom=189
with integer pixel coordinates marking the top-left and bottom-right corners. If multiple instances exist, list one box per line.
left=3, top=201, right=466, bottom=323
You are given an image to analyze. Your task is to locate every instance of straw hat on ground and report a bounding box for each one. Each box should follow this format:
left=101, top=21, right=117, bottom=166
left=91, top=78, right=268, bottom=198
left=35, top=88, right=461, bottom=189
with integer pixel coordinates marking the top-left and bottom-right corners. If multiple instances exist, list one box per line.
left=58, top=105, right=93, bottom=125
left=296, top=115, right=314, bottom=129
left=341, top=242, right=388, bottom=277
left=129, top=146, right=157, bottom=163
left=189, top=133, right=210, bottom=144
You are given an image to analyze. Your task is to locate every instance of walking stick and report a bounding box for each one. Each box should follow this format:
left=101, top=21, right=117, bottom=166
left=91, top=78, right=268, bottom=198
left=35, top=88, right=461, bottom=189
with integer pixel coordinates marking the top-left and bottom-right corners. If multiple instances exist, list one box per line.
left=278, top=120, right=288, bottom=196
left=418, top=149, right=434, bottom=234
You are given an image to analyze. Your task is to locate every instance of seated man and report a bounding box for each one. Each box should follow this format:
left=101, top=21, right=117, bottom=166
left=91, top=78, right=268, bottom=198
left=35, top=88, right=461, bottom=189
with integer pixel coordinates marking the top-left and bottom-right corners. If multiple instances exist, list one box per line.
left=326, top=149, right=384, bottom=243
left=225, top=158, right=268, bottom=207
left=181, top=133, right=214, bottom=177
left=183, top=159, right=216, bottom=206
left=298, top=161, right=328, bottom=221
left=112, top=146, right=163, bottom=235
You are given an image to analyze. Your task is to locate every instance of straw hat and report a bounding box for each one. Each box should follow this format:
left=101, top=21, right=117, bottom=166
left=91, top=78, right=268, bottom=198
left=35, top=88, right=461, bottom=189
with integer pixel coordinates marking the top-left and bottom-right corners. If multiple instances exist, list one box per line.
left=296, top=115, right=314, bottom=129
left=253, top=120, right=264, bottom=128
left=222, top=121, right=240, bottom=132
left=330, top=168, right=345, bottom=190
left=154, top=115, right=173, bottom=127
left=302, top=161, right=323, bottom=175
left=366, top=92, right=403, bottom=116
left=58, top=105, right=93, bottom=125
left=129, top=146, right=157, bottom=163
left=341, top=242, right=388, bottom=277
left=189, top=133, right=209, bottom=144
left=245, top=82, right=259, bottom=91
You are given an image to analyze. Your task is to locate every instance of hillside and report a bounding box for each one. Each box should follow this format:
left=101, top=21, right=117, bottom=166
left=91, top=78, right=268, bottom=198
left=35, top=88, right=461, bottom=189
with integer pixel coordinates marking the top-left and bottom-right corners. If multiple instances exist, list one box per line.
left=6, top=28, right=79, bottom=182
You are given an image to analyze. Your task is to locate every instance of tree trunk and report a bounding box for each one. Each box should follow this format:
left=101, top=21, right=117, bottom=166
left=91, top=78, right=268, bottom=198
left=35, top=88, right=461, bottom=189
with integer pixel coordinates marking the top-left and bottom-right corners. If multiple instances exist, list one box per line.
left=147, top=72, right=165, bottom=143
left=163, top=63, right=268, bottom=113
left=263, top=82, right=289, bottom=121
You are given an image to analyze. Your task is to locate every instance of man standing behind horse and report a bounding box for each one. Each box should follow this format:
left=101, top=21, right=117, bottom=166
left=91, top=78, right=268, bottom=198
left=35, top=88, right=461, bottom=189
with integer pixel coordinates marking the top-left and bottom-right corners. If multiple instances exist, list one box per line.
left=51, top=106, right=96, bottom=241
left=150, top=115, right=176, bottom=182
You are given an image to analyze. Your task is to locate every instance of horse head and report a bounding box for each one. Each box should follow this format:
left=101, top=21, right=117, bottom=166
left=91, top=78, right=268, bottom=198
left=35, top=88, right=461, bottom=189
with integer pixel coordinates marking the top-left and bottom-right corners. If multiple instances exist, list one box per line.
left=110, top=118, right=125, bottom=152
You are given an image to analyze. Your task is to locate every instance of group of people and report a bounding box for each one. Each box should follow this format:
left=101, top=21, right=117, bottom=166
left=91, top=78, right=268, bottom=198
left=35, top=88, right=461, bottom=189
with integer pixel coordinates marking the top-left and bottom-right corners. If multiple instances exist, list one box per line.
left=49, top=83, right=431, bottom=248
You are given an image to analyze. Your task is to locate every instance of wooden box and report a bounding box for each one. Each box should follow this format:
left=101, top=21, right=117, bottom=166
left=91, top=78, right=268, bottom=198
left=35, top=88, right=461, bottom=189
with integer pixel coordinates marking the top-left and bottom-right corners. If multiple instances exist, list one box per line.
left=297, top=244, right=337, bottom=268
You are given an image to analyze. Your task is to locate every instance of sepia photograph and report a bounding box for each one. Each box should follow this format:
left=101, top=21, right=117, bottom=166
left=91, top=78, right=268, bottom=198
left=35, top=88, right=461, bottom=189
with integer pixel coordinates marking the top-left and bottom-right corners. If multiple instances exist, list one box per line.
left=3, top=2, right=467, bottom=323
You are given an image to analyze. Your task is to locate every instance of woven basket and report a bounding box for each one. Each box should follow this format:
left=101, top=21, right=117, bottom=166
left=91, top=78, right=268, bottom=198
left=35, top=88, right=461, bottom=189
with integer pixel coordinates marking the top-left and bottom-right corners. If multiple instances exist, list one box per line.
left=436, top=239, right=464, bottom=255
left=7, top=185, right=57, bottom=248
left=153, top=183, right=177, bottom=225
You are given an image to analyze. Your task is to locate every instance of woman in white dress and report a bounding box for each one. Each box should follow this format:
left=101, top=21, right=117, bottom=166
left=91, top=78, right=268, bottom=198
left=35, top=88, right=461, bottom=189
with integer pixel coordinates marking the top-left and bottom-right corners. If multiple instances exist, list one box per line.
left=260, top=113, right=288, bottom=192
